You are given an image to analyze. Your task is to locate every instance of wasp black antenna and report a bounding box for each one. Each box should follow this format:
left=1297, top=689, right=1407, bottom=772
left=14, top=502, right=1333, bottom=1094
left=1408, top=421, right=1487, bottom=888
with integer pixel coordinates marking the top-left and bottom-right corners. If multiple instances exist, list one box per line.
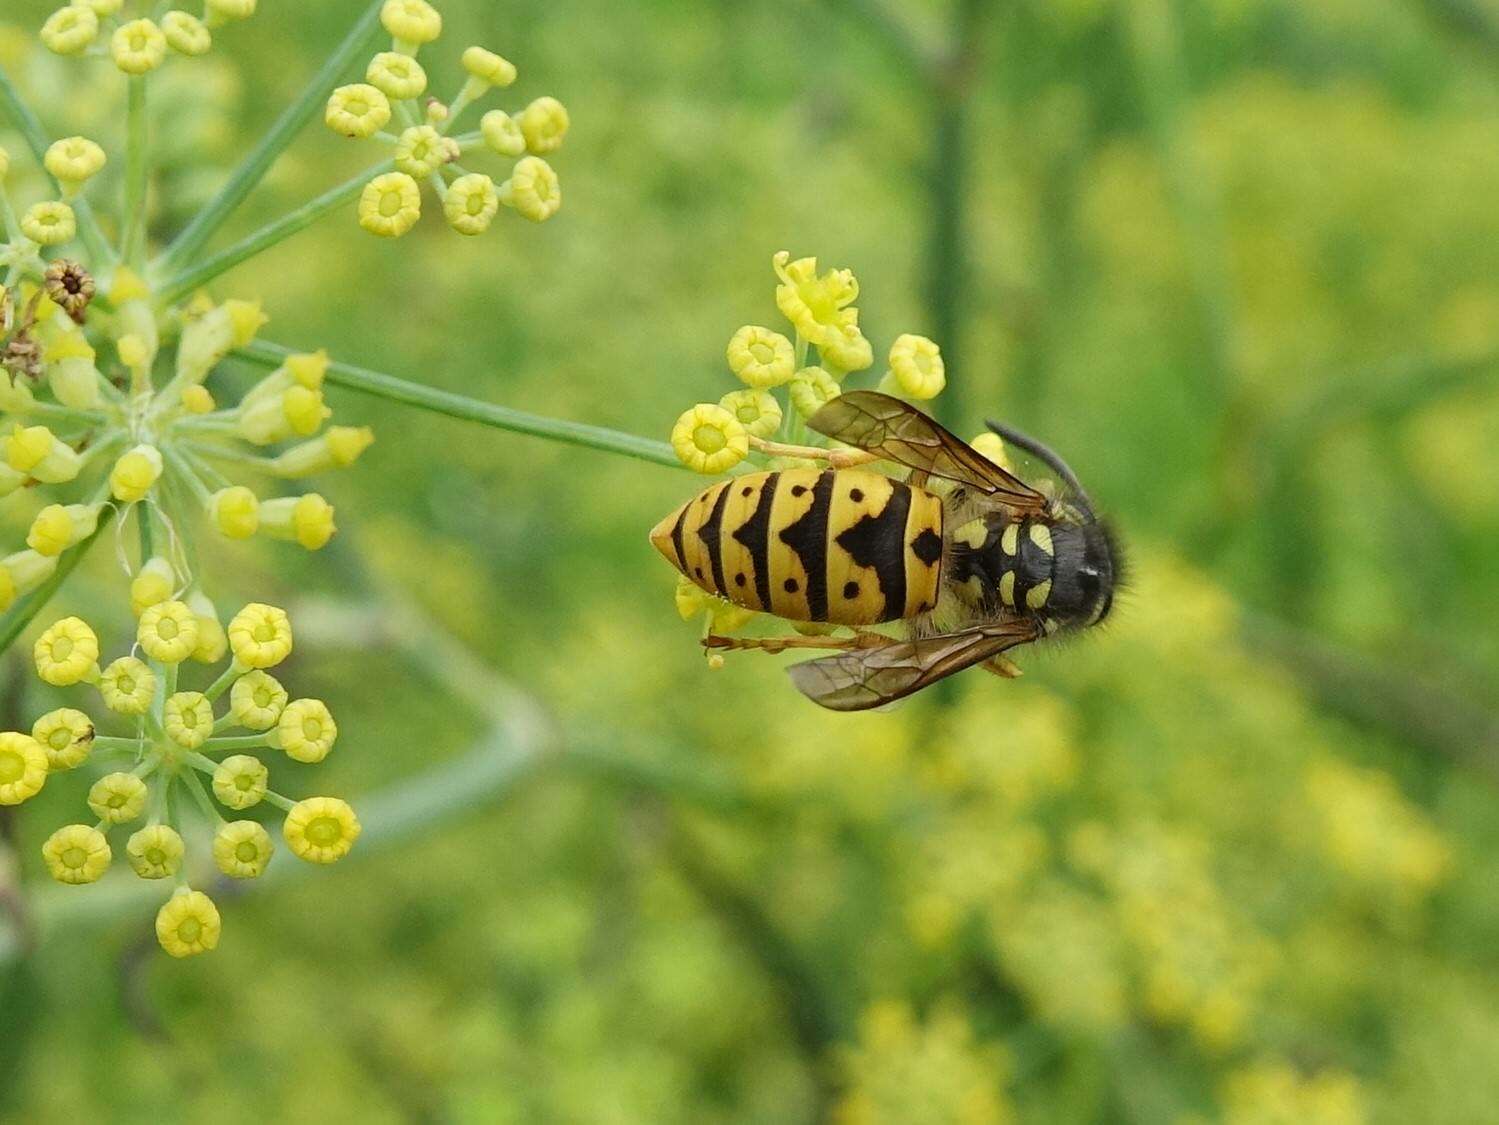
left=985, top=419, right=1094, bottom=517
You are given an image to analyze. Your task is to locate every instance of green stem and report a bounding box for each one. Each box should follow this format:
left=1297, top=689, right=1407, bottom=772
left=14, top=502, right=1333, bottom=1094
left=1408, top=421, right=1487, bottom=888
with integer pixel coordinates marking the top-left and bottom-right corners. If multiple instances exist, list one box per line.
left=14, top=403, right=110, bottom=426
left=181, top=766, right=224, bottom=824
left=202, top=661, right=239, bottom=703
left=234, top=339, right=683, bottom=469
left=121, top=76, right=149, bottom=269
left=155, top=160, right=395, bottom=306
left=181, top=441, right=273, bottom=474
left=92, top=735, right=149, bottom=753
left=0, top=505, right=114, bottom=656
left=161, top=446, right=215, bottom=508
left=203, top=734, right=270, bottom=751
left=156, top=0, right=388, bottom=271
left=137, top=497, right=155, bottom=563
left=0, top=64, right=115, bottom=267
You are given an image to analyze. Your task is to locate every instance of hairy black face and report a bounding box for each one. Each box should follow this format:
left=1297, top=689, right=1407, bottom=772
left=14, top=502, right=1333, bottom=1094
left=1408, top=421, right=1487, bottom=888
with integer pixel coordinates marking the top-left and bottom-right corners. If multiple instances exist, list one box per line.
left=1047, top=520, right=1119, bottom=628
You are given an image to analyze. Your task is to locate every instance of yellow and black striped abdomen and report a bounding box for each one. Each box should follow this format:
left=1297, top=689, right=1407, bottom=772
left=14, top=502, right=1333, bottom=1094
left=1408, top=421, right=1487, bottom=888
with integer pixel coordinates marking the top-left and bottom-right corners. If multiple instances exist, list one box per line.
left=651, top=469, right=944, bottom=625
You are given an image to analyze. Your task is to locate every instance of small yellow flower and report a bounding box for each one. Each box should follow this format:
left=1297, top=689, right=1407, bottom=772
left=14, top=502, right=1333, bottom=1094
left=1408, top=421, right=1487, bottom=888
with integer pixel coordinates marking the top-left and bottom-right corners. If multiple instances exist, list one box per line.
left=519, top=96, right=569, bottom=154
left=273, top=698, right=338, bottom=763
left=0, top=732, right=47, bottom=805
left=34, top=616, right=99, bottom=686
left=137, top=600, right=200, bottom=664
left=212, top=754, right=269, bottom=809
left=209, top=485, right=259, bottom=539
left=270, top=426, right=375, bottom=478
left=393, top=124, right=452, bottom=178
left=719, top=388, right=783, bottom=439
left=41, top=824, right=110, bottom=884
left=381, top=0, right=442, bottom=50
left=212, top=820, right=274, bottom=879
left=204, top=0, right=256, bottom=24
left=126, top=825, right=185, bottom=879
left=325, top=83, right=391, bottom=139
left=886, top=334, right=946, bottom=399
left=40, top=6, right=99, bottom=55
left=98, top=656, right=156, bottom=715
left=358, top=171, right=422, bottom=238
left=970, top=432, right=1012, bottom=471
left=129, top=555, right=175, bottom=617
left=188, top=593, right=228, bottom=663
left=155, top=889, right=221, bottom=957
left=671, top=404, right=748, bottom=474
left=163, top=691, right=214, bottom=750
left=499, top=156, right=560, bottom=222
left=283, top=796, right=361, bottom=864
left=726, top=325, right=795, bottom=388
left=773, top=251, right=860, bottom=349
left=43, top=136, right=106, bottom=190
left=161, top=11, right=211, bottom=56
left=480, top=110, right=525, bottom=157
left=367, top=50, right=427, bottom=100
left=0, top=551, right=58, bottom=612
left=110, top=443, right=164, bottom=503
left=229, top=670, right=287, bottom=731
left=27, top=502, right=100, bottom=557
left=254, top=494, right=337, bottom=550
left=789, top=366, right=841, bottom=419
left=31, top=708, right=94, bottom=771
left=444, top=172, right=500, bottom=235
left=228, top=603, right=293, bottom=669
left=5, top=424, right=81, bottom=483
left=463, top=46, right=516, bottom=87
left=822, top=324, right=874, bottom=374
left=181, top=385, right=215, bottom=414
left=87, top=772, right=148, bottom=824
left=111, top=19, right=167, bottom=75
left=20, top=201, right=76, bottom=246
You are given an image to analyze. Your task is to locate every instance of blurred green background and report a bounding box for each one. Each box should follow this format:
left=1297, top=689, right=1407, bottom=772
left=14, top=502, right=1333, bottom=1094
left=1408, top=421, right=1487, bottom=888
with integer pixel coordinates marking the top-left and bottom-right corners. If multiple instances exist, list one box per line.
left=4, top=0, right=1499, bottom=1121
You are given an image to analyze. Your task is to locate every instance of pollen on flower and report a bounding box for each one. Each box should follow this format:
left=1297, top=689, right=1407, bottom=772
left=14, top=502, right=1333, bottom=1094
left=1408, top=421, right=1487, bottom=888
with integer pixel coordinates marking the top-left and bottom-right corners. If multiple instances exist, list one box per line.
left=32, top=707, right=94, bottom=771
left=155, top=889, right=221, bottom=957
left=443, top=173, right=500, bottom=235
left=110, top=444, right=164, bottom=503
left=42, top=824, right=111, bottom=884
left=34, top=616, right=100, bottom=686
left=126, top=825, right=185, bottom=879
left=670, top=403, right=748, bottom=474
left=726, top=325, right=795, bottom=388
left=213, top=820, right=274, bottom=879
left=368, top=51, right=428, bottom=100
left=358, top=172, right=422, bottom=238
left=181, top=384, right=215, bottom=413
left=272, top=698, right=338, bottom=763
left=228, top=602, right=293, bottom=669
left=325, top=83, right=392, bottom=139
left=27, top=502, right=100, bottom=557
left=163, top=691, right=215, bottom=749
left=0, top=732, right=48, bottom=805
left=87, top=771, right=148, bottom=824
left=137, top=600, right=200, bottom=664
left=130, top=556, right=176, bottom=617
left=111, top=18, right=168, bottom=75
left=97, top=656, right=156, bottom=715
left=283, top=796, right=361, bottom=864
left=213, top=754, right=269, bottom=809
left=209, top=486, right=260, bottom=539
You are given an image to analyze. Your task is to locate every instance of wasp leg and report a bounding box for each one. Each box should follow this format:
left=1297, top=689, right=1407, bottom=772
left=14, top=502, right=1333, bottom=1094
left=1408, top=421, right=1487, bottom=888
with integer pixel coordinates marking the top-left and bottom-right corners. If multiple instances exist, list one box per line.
left=704, top=631, right=889, bottom=656
left=749, top=436, right=880, bottom=469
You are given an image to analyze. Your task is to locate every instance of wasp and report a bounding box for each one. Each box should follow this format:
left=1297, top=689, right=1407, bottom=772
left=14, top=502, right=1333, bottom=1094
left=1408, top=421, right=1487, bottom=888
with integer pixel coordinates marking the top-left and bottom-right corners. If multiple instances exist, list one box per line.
left=650, top=391, right=1120, bottom=711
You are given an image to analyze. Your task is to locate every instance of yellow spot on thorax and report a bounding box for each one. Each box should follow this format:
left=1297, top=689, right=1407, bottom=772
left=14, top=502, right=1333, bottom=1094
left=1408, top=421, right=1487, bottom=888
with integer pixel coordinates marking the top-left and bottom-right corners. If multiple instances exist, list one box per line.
left=954, top=519, right=987, bottom=549
left=1000, top=523, right=1019, bottom=555
left=1026, top=578, right=1052, bottom=609
left=1029, top=523, right=1053, bottom=556
left=998, top=571, right=1015, bottom=606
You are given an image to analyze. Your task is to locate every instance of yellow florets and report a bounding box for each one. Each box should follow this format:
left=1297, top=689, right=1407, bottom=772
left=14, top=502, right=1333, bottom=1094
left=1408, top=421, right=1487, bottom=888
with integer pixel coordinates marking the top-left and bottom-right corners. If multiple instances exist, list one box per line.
left=0, top=732, right=48, bottom=805
left=162, top=11, right=212, bottom=56
left=181, top=384, right=216, bottom=414
left=87, top=771, right=148, bottom=824
left=111, top=18, right=167, bottom=75
left=381, top=0, right=442, bottom=50
left=130, top=556, right=175, bottom=616
left=773, top=250, right=861, bottom=349
left=43, top=136, right=106, bottom=191
left=671, top=403, right=748, bottom=474
left=189, top=595, right=228, bottom=663
left=444, top=173, right=500, bottom=235
left=110, top=444, right=164, bottom=503
left=205, top=0, right=256, bottom=25
left=42, top=824, right=111, bottom=884
left=31, top=708, right=94, bottom=771
left=726, top=325, right=796, bottom=389
left=358, top=171, right=422, bottom=238
left=481, top=111, right=525, bottom=156
left=126, top=825, right=185, bottom=879
left=229, top=670, right=288, bottom=731
left=393, top=124, right=451, bottom=178
left=885, top=334, right=946, bottom=400
left=499, top=156, right=561, bottom=222
left=155, top=889, right=221, bottom=957
left=326, top=83, right=392, bottom=139
left=212, top=754, right=269, bottom=810
left=519, top=96, right=569, bottom=154
left=283, top=796, right=361, bottom=864
left=463, top=46, right=516, bottom=88
left=970, top=432, right=1012, bottom=470
left=137, top=600, right=200, bottom=664
left=34, top=616, right=99, bottom=686
left=40, top=6, right=99, bottom=55
left=789, top=366, right=841, bottom=419
left=213, top=820, right=274, bottom=879
left=368, top=51, right=428, bottom=100
left=256, top=493, right=337, bottom=550
left=163, top=691, right=214, bottom=749
left=27, top=502, right=99, bottom=556
left=228, top=603, right=293, bottom=669
left=21, top=201, right=77, bottom=246
left=209, top=485, right=260, bottom=539
left=97, top=656, right=156, bottom=715
left=719, top=388, right=783, bottom=439
left=273, top=698, right=338, bottom=763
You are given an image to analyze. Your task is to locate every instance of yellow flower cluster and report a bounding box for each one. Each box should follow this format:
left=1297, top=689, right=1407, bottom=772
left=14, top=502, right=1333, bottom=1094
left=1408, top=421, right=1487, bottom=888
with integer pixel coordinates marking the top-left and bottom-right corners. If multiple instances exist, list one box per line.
left=329, top=0, right=568, bottom=238
left=0, top=274, right=373, bottom=611
left=40, top=0, right=252, bottom=72
left=7, top=601, right=359, bottom=957
left=1221, top=1060, right=1368, bottom=1125
left=669, top=251, right=947, bottom=474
